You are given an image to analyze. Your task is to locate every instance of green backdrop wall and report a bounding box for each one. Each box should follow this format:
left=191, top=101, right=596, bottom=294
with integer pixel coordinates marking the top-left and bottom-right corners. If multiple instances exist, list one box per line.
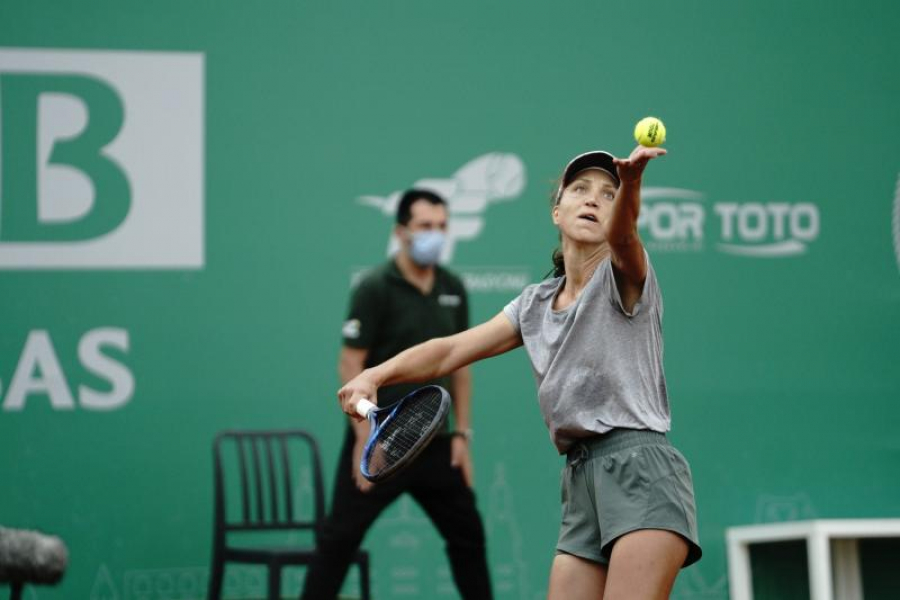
left=2, top=1, right=899, bottom=598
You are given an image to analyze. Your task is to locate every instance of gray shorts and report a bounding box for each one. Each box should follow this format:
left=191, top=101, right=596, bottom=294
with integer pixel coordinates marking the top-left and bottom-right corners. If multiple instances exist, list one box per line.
left=557, top=429, right=702, bottom=567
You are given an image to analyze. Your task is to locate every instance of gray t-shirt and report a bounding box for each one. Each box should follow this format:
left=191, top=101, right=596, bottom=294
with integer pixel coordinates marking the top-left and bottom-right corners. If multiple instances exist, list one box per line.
left=503, top=255, right=670, bottom=454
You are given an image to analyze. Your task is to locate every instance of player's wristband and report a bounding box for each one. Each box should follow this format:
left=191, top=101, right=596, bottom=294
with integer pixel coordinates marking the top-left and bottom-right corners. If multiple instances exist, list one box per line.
left=452, top=429, right=474, bottom=442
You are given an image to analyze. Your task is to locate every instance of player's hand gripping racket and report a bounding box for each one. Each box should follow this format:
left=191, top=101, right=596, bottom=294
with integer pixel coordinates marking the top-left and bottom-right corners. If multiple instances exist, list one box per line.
left=355, top=385, right=451, bottom=483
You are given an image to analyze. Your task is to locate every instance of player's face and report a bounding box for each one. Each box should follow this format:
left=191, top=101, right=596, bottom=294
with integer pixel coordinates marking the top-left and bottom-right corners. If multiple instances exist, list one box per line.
left=553, top=168, right=618, bottom=244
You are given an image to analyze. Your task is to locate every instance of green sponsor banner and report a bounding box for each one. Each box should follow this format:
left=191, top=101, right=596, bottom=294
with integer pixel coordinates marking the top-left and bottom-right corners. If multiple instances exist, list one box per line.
left=1, top=1, right=899, bottom=598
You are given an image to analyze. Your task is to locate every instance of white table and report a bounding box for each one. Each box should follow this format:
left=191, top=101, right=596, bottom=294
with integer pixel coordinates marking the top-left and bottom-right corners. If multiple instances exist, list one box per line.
left=726, top=519, right=900, bottom=600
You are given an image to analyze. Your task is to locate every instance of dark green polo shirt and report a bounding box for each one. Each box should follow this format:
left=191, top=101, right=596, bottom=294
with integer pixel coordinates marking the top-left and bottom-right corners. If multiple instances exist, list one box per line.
left=341, top=259, right=469, bottom=407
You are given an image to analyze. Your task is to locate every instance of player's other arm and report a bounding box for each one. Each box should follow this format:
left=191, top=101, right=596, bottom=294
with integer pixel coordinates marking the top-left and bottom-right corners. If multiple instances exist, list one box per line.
left=339, top=312, right=521, bottom=419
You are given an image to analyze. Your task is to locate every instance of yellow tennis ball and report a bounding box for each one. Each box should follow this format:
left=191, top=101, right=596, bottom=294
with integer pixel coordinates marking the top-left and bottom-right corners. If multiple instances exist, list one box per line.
left=634, top=117, right=667, bottom=147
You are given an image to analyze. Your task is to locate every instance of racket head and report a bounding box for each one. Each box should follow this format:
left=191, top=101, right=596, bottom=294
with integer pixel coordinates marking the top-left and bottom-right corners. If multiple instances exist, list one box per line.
left=360, top=385, right=451, bottom=483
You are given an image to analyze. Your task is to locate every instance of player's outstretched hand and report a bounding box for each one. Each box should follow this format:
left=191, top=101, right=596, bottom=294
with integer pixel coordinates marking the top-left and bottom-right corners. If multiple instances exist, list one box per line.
left=338, top=373, right=379, bottom=421
left=613, top=145, right=667, bottom=184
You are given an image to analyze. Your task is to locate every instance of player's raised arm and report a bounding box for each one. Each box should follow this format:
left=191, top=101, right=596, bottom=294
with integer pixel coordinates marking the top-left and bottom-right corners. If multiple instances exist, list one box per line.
left=608, top=144, right=666, bottom=309
left=338, top=312, right=521, bottom=419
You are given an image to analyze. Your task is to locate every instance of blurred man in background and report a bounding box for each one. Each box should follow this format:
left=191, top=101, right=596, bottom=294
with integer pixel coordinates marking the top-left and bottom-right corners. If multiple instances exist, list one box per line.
left=300, top=189, right=492, bottom=599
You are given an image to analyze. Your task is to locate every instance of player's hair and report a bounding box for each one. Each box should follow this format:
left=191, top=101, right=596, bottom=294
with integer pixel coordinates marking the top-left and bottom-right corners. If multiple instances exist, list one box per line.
left=549, top=247, right=565, bottom=278
left=548, top=177, right=565, bottom=278
left=396, top=189, right=447, bottom=226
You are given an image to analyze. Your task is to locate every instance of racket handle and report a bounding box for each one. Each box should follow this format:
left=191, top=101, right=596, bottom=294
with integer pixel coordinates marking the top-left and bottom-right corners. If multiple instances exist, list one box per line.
left=356, top=398, right=376, bottom=418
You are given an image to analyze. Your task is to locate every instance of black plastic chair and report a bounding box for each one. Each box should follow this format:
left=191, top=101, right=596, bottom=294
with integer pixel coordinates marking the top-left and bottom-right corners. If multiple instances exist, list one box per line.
left=208, top=430, right=370, bottom=600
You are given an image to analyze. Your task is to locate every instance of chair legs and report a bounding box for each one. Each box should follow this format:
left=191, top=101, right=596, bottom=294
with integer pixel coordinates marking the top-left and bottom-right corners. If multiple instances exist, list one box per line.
left=207, top=554, right=224, bottom=600
left=267, top=563, right=282, bottom=600
left=206, top=557, right=366, bottom=599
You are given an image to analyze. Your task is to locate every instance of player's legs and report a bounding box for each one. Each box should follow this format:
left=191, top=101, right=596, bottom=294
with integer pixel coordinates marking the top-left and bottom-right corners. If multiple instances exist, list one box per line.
left=300, top=429, right=404, bottom=600
left=410, top=436, right=493, bottom=600
left=601, top=529, right=688, bottom=600
left=551, top=431, right=701, bottom=600
left=547, top=553, right=607, bottom=600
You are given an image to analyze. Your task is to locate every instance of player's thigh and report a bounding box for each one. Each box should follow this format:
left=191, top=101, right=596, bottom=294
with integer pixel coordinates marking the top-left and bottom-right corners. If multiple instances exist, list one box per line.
left=603, top=529, right=688, bottom=600
left=547, top=553, right=607, bottom=600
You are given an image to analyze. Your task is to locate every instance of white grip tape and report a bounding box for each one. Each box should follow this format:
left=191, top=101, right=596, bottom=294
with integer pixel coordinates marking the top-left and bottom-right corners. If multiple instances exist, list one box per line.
left=356, top=398, right=376, bottom=418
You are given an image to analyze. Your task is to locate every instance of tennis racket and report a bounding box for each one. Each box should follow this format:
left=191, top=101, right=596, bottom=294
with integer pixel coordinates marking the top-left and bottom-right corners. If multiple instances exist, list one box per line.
left=355, top=385, right=451, bottom=483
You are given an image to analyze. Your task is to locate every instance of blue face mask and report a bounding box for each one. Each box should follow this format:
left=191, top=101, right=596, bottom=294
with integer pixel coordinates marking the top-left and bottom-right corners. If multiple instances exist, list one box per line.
left=409, top=230, right=445, bottom=266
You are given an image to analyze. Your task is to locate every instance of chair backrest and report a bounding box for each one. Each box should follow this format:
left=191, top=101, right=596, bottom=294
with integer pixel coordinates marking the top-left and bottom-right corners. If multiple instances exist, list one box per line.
left=212, top=430, right=326, bottom=537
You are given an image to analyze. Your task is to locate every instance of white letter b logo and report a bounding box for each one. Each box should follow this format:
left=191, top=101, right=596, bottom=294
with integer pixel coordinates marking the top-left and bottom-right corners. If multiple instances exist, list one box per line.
left=0, top=48, right=204, bottom=269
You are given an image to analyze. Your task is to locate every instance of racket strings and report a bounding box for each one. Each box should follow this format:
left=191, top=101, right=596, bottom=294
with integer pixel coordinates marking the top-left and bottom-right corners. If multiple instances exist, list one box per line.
left=367, top=389, right=443, bottom=475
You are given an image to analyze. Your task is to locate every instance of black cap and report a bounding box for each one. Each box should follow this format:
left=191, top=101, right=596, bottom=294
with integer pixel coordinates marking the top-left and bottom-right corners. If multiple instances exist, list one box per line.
left=556, top=150, right=619, bottom=202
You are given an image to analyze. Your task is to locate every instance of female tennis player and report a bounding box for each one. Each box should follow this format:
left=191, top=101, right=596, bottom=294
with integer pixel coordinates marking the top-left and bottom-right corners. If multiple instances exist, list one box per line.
left=339, top=144, right=702, bottom=599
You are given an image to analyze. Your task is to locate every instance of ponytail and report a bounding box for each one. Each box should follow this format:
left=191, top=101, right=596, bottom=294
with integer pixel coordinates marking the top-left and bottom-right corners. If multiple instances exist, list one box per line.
left=549, top=247, right=565, bottom=278
left=546, top=178, right=566, bottom=279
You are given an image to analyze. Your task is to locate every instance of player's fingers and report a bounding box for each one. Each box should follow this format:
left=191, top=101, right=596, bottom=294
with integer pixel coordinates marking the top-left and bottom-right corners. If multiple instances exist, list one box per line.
left=612, top=157, right=642, bottom=169
left=339, top=389, right=369, bottom=419
left=638, top=148, right=667, bottom=162
left=621, top=146, right=666, bottom=163
left=632, top=144, right=665, bottom=157
left=343, top=402, right=362, bottom=419
left=337, top=388, right=352, bottom=412
left=339, top=394, right=356, bottom=417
